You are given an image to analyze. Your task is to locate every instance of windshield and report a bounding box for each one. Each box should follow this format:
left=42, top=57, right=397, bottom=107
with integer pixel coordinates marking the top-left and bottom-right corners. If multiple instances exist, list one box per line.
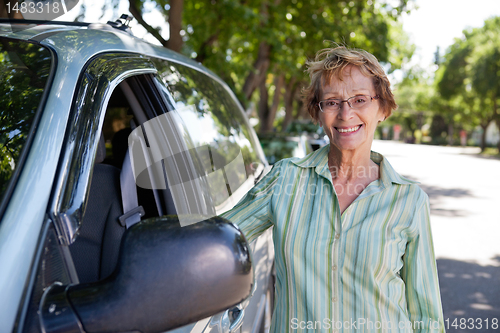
left=0, top=38, right=52, bottom=213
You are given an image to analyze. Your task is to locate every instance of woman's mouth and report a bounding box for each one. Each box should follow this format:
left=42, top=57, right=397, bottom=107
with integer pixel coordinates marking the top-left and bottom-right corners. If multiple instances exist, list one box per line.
left=335, top=125, right=362, bottom=134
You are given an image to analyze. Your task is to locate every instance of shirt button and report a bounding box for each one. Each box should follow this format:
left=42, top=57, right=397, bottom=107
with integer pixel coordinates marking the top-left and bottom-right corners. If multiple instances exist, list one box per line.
left=332, top=297, right=337, bottom=302
left=335, top=233, right=340, bottom=239
left=332, top=265, right=337, bottom=270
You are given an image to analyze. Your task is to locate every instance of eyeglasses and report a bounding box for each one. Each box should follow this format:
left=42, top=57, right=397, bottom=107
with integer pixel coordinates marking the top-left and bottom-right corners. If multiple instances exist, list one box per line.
left=318, top=95, right=379, bottom=113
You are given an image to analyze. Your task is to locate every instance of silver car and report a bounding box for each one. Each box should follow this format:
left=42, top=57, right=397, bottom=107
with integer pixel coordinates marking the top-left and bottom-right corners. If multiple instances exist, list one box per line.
left=0, top=16, right=274, bottom=333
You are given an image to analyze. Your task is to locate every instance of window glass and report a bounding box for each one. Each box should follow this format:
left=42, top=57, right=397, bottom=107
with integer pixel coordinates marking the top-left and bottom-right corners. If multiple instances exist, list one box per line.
left=153, top=60, right=262, bottom=207
left=100, top=80, right=160, bottom=219
left=100, top=87, right=134, bottom=168
left=0, top=39, right=52, bottom=207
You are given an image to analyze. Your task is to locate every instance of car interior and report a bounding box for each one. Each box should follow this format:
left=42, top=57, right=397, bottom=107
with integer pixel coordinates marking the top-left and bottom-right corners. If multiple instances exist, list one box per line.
left=68, top=75, right=177, bottom=284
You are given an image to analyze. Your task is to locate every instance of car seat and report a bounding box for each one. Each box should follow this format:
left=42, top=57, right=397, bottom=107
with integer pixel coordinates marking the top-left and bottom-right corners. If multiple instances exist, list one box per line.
left=69, top=134, right=125, bottom=283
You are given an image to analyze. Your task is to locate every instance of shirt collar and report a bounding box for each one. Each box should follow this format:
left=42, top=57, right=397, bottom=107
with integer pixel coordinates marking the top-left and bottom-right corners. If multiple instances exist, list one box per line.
left=290, top=144, right=419, bottom=186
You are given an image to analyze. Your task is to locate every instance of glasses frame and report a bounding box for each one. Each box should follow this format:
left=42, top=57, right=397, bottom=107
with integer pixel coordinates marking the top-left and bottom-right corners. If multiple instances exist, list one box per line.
left=318, top=95, right=380, bottom=113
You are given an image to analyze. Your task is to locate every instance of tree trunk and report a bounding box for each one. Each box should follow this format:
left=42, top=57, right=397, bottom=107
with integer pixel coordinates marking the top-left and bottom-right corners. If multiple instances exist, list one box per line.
left=195, top=30, right=219, bottom=63
left=166, top=0, right=184, bottom=53
left=496, top=119, right=500, bottom=152
left=128, top=0, right=168, bottom=47
left=282, top=77, right=297, bottom=132
left=266, top=74, right=284, bottom=130
left=241, top=0, right=274, bottom=103
left=448, top=123, right=454, bottom=146
left=258, top=74, right=284, bottom=133
left=257, top=79, right=270, bottom=133
left=494, top=96, right=500, bottom=152
left=296, top=82, right=309, bottom=121
left=242, top=42, right=271, bottom=101
left=258, top=74, right=285, bottom=133
left=480, top=123, right=488, bottom=152
left=297, top=96, right=307, bottom=119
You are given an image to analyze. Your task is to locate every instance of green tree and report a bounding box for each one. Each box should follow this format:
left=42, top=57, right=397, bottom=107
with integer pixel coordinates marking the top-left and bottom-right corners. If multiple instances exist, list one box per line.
left=84, top=0, right=415, bottom=134
left=436, top=16, right=500, bottom=151
left=392, top=66, right=433, bottom=142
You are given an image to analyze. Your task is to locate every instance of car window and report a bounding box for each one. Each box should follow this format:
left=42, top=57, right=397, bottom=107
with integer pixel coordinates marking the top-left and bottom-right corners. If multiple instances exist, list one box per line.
left=68, top=74, right=170, bottom=284
left=0, top=39, right=52, bottom=213
left=99, top=77, right=163, bottom=220
left=153, top=60, right=262, bottom=209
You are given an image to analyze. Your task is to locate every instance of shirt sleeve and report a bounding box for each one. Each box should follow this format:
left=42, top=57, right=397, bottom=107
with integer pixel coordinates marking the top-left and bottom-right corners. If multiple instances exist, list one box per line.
left=220, top=160, right=281, bottom=244
left=400, top=192, right=446, bottom=333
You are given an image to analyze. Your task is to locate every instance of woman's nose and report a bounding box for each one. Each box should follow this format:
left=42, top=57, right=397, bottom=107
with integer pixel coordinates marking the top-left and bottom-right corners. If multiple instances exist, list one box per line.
left=337, top=102, right=354, bottom=120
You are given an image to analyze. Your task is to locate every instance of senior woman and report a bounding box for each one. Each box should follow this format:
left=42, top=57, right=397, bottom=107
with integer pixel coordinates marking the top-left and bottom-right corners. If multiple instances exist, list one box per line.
left=222, top=46, right=445, bottom=332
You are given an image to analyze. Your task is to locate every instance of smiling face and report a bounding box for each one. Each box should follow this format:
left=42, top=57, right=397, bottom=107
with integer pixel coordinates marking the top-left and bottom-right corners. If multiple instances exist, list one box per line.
left=319, top=65, right=385, bottom=154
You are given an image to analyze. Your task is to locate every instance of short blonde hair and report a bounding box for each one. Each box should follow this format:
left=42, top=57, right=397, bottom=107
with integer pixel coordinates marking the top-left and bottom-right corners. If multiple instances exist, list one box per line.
left=303, top=45, right=397, bottom=123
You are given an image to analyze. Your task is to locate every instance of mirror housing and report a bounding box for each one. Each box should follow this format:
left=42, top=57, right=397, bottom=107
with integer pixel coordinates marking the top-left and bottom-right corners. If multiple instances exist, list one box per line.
left=40, top=216, right=253, bottom=333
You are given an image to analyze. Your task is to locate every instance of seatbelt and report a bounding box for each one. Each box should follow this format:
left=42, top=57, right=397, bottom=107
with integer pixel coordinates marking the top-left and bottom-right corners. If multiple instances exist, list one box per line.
left=118, top=147, right=145, bottom=228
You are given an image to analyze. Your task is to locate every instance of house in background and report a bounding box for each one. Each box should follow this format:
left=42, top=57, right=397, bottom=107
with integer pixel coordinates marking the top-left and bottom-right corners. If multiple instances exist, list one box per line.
left=470, top=122, right=500, bottom=146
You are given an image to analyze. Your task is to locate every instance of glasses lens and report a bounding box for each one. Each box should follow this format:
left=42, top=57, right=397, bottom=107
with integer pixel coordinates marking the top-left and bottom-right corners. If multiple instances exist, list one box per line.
left=349, top=95, right=370, bottom=109
left=320, top=100, right=340, bottom=112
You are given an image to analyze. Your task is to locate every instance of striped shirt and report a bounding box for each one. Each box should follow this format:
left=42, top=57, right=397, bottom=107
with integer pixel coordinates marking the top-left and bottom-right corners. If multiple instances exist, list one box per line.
left=221, top=144, right=445, bottom=332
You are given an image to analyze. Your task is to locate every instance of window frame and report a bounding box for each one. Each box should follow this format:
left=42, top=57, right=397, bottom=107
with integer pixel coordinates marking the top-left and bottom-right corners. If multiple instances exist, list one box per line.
left=0, top=38, right=57, bottom=221
left=48, top=53, right=157, bottom=246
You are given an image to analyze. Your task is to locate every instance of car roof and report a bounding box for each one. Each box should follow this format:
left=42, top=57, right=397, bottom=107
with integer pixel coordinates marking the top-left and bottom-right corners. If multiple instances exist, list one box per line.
left=0, top=20, right=88, bottom=39
left=0, top=19, right=219, bottom=81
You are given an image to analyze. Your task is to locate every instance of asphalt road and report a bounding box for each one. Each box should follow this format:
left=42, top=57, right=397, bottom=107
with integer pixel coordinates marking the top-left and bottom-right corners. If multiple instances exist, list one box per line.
left=371, top=140, right=500, bottom=333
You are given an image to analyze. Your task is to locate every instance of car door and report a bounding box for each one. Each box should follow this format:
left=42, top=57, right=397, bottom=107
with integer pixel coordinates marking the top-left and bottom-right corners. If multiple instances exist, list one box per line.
left=17, top=52, right=162, bottom=332
left=88, top=58, right=275, bottom=333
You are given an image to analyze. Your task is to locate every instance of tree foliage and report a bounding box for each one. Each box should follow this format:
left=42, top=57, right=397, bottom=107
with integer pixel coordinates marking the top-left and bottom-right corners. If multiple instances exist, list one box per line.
left=390, top=65, right=433, bottom=142
left=86, top=0, right=415, bottom=133
left=435, top=16, right=500, bottom=150
left=180, top=0, right=415, bottom=133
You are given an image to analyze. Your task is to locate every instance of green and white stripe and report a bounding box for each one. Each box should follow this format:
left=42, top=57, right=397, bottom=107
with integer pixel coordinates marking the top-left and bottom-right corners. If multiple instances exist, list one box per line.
left=222, top=145, right=445, bottom=333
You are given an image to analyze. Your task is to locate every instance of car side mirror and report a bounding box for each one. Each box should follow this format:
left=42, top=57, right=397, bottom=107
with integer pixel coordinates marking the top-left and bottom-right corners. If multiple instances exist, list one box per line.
left=40, top=216, right=253, bottom=333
